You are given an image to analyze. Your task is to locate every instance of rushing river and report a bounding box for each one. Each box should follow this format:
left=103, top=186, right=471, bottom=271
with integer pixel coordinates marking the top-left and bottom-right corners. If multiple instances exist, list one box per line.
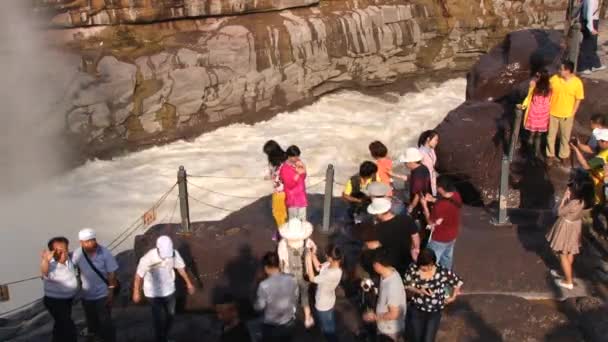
left=0, top=78, right=465, bottom=316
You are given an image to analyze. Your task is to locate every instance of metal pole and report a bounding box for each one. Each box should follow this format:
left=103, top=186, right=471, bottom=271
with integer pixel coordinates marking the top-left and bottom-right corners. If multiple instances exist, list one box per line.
left=508, top=108, right=523, bottom=162
left=322, top=164, right=334, bottom=233
left=178, top=166, right=191, bottom=233
left=491, top=155, right=510, bottom=225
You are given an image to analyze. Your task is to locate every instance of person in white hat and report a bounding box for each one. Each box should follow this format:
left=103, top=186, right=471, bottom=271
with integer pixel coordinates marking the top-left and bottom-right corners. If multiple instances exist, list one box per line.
left=367, top=198, right=421, bottom=273
left=133, top=235, right=195, bottom=342
left=364, top=181, right=406, bottom=216
left=72, top=228, right=118, bottom=342
left=400, top=147, right=432, bottom=227
left=277, top=219, right=317, bottom=328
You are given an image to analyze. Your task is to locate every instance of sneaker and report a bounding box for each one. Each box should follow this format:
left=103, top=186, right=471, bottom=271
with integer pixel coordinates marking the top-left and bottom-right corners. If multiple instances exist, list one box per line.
left=550, top=269, right=562, bottom=278
left=304, top=316, right=315, bottom=329
left=555, top=279, right=574, bottom=290
left=592, top=65, right=607, bottom=72
left=581, top=69, right=593, bottom=75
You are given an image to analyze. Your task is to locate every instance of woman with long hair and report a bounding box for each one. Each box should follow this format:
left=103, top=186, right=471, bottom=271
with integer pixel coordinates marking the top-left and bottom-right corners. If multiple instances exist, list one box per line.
left=520, top=68, right=552, bottom=161
left=546, top=170, right=594, bottom=290
left=417, top=131, right=439, bottom=197
left=263, top=140, right=288, bottom=239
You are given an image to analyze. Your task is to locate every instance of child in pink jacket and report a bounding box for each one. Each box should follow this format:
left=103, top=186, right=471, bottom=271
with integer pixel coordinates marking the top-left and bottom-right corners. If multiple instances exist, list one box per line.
left=280, top=145, right=308, bottom=220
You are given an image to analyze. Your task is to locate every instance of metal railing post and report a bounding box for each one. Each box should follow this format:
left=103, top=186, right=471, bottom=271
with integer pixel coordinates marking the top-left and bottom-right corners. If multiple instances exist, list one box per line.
left=322, top=164, right=334, bottom=233
left=492, top=155, right=511, bottom=225
left=509, top=108, right=524, bottom=162
left=177, top=166, right=191, bottom=233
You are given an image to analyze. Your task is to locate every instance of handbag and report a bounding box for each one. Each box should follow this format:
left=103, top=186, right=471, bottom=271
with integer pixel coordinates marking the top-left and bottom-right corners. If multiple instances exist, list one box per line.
left=82, top=248, right=121, bottom=296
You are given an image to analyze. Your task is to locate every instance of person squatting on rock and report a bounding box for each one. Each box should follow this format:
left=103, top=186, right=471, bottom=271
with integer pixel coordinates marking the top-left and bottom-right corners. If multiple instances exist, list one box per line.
left=578, top=0, right=606, bottom=74
left=342, top=161, right=379, bottom=224
left=41, top=236, right=79, bottom=342
left=277, top=218, right=317, bottom=328
left=305, top=243, right=344, bottom=342
left=546, top=60, right=585, bottom=166
left=571, top=113, right=608, bottom=155
left=72, top=228, right=119, bottom=342
left=362, top=248, right=407, bottom=342
left=572, top=128, right=608, bottom=234
left=545, top=170, right=594, bottom=290
left=417, top=131, right=440, bottom=197
left=400, top=148, right=432, bottom=230
left=280, top=145, right=308, bottom=220
left=255, top=251, right=299, bottom=342
left=263, top=140, right=289, bottom=239
left=519, top=68, right=552, bottom=162
left=132, top=235, right=196, bottom=342
left=420, top=176, right=463, bottom=270
left=403, top=248, right=463, bottom=342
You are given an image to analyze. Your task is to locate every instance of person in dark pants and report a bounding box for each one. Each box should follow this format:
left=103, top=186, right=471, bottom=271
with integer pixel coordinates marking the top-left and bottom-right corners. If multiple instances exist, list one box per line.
left=579, top=0, right=605, bottom=74
left=72, top=228, right=119, bottom=342
left=40, top=236, right=78, bottom=342
left=133, top=236, right=196, bottom=342
left=403, top=249, right=463, bottom=342
left=254, top=252, right=299, bottom=342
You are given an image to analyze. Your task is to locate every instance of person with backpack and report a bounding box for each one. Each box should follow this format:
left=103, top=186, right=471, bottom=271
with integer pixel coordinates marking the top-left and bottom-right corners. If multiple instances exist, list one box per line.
left=420, top=176, right=463, bottom=270
left=72, top=228, right=118, bottom=342
left=132, top=236, right=196, bottom=342
left=277, top=219, right=317, bottom=328
left=342, top=161, right=379, bottom=224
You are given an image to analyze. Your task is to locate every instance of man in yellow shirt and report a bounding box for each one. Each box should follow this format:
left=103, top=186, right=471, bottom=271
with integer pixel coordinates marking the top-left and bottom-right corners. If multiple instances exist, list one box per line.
left=546, top=61, right=585, bottom=165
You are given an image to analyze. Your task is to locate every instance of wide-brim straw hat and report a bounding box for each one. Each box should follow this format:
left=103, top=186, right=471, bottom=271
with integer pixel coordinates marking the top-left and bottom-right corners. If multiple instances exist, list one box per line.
left=279, top=218, right=313, bottom=241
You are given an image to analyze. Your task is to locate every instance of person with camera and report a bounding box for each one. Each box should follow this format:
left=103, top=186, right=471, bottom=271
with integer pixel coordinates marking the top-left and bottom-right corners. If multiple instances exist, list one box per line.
left=41, top=236, right=79, bottom=342
left=362, top=248, right=407, bottom=342
left=570, top=114, right=607, bottom=155
left=72, top=228, right=118, bottom=342
left=571, top=128, right=608, bottom=233
left=403, top=248, right=463, bottom=342
left=343, top=161, right=379, bottom=224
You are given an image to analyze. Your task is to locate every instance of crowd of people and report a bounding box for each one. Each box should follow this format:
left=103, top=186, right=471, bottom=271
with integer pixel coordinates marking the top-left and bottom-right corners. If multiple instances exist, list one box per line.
left=34, top=5, right=608, bottom=339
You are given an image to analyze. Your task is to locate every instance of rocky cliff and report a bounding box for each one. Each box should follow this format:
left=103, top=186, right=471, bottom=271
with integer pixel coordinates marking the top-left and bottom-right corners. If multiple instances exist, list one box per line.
left=36, top=0, right=566, bottom=157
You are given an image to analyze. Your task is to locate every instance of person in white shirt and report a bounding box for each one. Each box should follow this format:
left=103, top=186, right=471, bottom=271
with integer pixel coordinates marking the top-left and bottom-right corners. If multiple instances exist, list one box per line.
left=40, top=236, right=78, bottom=342
left=72, top=228, right=119, bottom=342
left=579, top=0, right=606, bottom=74
left=305, top=243, right=343, bottom=342
left=363, top=248, right=407, bottom=341
left=133, top=236, right=195, bottom=342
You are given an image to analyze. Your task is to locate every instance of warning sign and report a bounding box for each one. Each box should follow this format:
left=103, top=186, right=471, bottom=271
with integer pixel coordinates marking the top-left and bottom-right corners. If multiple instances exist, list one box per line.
left=143, top=208, right=157, bottom=226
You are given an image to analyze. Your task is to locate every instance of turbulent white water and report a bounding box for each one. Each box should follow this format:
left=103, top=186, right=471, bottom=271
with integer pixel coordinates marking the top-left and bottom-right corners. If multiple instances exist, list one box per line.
left=0, top=78, right=465, bottom=316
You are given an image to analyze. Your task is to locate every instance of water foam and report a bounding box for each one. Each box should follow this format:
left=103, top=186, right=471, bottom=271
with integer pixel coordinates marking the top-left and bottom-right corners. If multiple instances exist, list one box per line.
left=0, top=78, right=465, bottom=315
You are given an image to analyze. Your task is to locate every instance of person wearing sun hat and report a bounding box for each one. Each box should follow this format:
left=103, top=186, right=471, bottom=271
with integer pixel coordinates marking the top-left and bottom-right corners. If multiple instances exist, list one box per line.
left=367, top=198, right=421, bottom=274
left=400, top=147, right=432, bottom=229
left=133, top=235, right=196, bottom=342
left=364, top=181, right=405, bottom=216
left=277, top=218, right=317, bottom=328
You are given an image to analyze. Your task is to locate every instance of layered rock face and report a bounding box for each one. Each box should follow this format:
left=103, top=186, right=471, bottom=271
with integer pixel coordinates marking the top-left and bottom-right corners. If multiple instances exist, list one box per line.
left=36, top=0, right=566, bottom=157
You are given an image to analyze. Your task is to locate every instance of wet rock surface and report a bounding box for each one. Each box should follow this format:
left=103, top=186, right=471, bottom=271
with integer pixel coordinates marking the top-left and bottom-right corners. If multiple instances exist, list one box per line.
left=32, top=0, right=565, bottom=158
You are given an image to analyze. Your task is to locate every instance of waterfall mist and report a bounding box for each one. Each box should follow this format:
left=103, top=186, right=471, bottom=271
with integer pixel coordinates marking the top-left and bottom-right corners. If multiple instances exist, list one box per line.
left=0, top=0, right=78, bottom=316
